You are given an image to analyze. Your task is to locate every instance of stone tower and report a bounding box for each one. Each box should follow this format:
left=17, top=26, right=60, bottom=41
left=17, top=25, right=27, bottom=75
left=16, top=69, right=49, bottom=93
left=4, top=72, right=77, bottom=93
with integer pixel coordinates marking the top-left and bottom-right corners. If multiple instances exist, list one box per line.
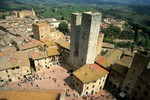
left=78, top=12, right=101, bottom=67
left=70, top=12, right=102, bottom=70
left=121, top=51, right=150, bottom=95
left=32, top=23, right=51, bottom=41
left=70, top=13, right=82, bottom=69
left=96, top=33, right=104, bottom=57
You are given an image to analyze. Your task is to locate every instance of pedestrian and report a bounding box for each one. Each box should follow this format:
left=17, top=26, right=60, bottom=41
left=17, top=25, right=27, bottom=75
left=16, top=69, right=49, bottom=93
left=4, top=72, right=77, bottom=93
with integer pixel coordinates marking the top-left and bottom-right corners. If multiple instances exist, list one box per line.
left=18, top=83, right=21, bottom=86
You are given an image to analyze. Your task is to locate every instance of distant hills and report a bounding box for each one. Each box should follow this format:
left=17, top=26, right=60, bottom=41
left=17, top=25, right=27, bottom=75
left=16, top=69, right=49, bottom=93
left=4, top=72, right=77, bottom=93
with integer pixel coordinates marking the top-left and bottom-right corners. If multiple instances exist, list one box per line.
left=2, top=0, right=150, bottom=5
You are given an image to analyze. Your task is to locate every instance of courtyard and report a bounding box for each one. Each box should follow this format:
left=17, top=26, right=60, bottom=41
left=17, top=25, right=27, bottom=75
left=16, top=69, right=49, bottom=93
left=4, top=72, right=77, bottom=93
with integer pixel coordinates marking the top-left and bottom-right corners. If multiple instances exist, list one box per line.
left=4, top=65, right=114, bottom=100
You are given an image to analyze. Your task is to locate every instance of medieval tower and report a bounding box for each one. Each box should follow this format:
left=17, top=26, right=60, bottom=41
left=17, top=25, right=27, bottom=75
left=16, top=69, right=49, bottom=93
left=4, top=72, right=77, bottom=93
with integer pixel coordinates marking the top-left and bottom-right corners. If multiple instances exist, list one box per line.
left=32, top=23, right=51, bottom=41
left=70, top=12, right=102, bottom=70
left=70, top=13, right=82, bottom=70
left=121, top=51, right=150, bottom=95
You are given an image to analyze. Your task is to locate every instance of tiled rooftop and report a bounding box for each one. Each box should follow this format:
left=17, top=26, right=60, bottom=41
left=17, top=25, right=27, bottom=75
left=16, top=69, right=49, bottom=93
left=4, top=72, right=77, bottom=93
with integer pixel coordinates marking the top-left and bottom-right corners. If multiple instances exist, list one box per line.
left=73, top=64, right=109, bottom=83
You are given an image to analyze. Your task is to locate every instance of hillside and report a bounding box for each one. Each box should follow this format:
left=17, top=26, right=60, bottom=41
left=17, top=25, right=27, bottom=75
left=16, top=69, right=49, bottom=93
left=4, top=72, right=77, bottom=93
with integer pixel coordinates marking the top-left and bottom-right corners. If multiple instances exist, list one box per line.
left=0, top=0, right=150, bottom=29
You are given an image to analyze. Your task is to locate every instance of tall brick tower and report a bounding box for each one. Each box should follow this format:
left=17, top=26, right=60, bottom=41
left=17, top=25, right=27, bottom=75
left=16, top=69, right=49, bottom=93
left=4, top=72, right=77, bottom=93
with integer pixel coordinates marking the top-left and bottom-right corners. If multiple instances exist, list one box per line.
left=78, top=12, right=101, bottom=67
left=32, top=23, right=51, bottom=41
left=121, top=51, right=150, bottom=95
left=70, top=12, right=102, bottom=70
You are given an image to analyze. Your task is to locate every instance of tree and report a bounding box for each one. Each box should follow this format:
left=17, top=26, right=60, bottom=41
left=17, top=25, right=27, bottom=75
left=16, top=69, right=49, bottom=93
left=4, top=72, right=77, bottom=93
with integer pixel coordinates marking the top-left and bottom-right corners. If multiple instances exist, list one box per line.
left=58, top=22, right=69, bottom=35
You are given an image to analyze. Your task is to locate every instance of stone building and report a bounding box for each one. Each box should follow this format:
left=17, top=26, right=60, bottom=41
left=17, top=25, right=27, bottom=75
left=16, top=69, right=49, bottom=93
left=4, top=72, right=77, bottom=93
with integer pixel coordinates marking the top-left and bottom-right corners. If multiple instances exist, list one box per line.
left=106, top=55, right=133, bottom=92
left=95, top=49, right=123, bottom=69
left=32, top=23, right=51, bottom=41
left=56, top=39, right=70, bottom=65
left=131, top=69, right=150, bottom=100
left=96, top=33, right=104, bottom=57
left=121, top=51, right=150, bottom=95
left=32, top=46, right=60, bottom=71
left=72, top=64, right=109, bottom=96
left=0, top=52, right=31, bottom=82
left=16, top=10, right=36, bottom=18
left=70, top=12, right=102, bottom=70
left=17, top=40, right=43, bottom=51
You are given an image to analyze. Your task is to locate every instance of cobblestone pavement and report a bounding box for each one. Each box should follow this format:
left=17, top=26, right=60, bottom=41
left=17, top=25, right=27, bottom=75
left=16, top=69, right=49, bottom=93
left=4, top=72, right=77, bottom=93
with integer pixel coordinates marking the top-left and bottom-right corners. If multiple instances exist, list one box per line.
left=5, top=65, right=114, bottom=100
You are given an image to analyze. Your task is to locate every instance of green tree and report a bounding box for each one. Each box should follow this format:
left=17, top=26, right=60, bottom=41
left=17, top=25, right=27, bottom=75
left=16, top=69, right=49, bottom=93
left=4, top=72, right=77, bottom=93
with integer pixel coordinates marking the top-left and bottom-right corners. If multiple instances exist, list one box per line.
left=58, top=22, right=69, bottom=35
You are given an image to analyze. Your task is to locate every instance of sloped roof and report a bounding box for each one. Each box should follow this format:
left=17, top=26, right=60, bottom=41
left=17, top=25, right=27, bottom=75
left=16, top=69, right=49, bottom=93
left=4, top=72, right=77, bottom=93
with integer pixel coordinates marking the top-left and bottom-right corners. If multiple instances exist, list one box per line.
left=32, top=51, right=48, bottom=60
left=18, top=40, right=43, bottom=51
left=56, top=39, right=70, bottom=50
left=105, top=49, right=123, bottom=65
left=33, top=22, right=48, bottom=26
left=73, top=64, right=109, bottom=83
left=95, top=49, right=123, bottom=68
left=95, top=56, right=109, bottom=68
left=111, top=55, right=133, bottom=76
left=0, top=88, right=64, bottom=100
left=0, top=51, right=30, bottom=71
left=46, top=46, right=60, bottom=56
left=112, top=62, right=129, bottom=76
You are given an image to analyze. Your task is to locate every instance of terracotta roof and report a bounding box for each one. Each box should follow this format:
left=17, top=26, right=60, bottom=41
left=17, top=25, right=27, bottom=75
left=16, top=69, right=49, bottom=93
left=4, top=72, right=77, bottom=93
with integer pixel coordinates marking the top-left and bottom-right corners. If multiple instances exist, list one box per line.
left=0, top=52, right=10, bottom=57
left=1, top=46, right=17, bottom=53
left=41, top=38, right=56, bottom=47
left=96, top=49, right=123, bottom=68
left=18, top=40, right=43, bottom=51
left=0, top=88, right=64, bottom=100
left=119, top=56, right=133, bottom=67
left=112, top=62, right=129, bottom=76
left=95, top=56, right=109, bottom=68
left=105, top=49, right=123, bottom=65
left=111, top=55, right=133, bottom=76
left=46, top=46, right=60, bottom=56
left=32, top=51, right=48, bottom=60
left=0, top=56, right=19, bottom=71
left=33, top=23, right=48, bottom=26
left=124, top=51, right=133, bottom=57
left=56, top=39, right=70, bottom=50
left=0, top=51, right=30, bottom=71
left=73, top=64, right=109, bottom=83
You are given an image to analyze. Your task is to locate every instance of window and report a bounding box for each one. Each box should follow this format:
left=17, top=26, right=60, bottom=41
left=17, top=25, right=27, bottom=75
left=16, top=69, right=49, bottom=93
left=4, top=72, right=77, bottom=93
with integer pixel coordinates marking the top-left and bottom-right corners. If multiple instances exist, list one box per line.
left=100, top=86, right=102, bottom=90
left=76, top=82, right=79, bottom=86
left=137, top=85, right=141, bottom=90
left=82, top=36, right=84, bottom=39
left=99, top=81, right=101, bottom=84
left=92, top=85, right=95, bottom=88
left=27, top=70, right=29, bottom=72
left=87, top=87, right=89, bottom=89
left=82, top=58, right=84, bottom=61
left=140, top=97, right=144, bottom=100
left=125, top=86, right=129, bottom=90
left=86, top=92, right=88, bottom=95
left=16, top=66, right=19, bottom=69
left=8, top=79, right=12, bottom=82
left=8, top=75, right=10, bottom=77
left=12, top=68, right=15, bottom=70
left=103, top=79, right=105, bottom=82
left=6, top=70, right=8, bottom=73
left=134, top=91, right=137, bottom=96
left=144, top=91, right=148, bottom=96
left=132, top=70, right=135, bottom=74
